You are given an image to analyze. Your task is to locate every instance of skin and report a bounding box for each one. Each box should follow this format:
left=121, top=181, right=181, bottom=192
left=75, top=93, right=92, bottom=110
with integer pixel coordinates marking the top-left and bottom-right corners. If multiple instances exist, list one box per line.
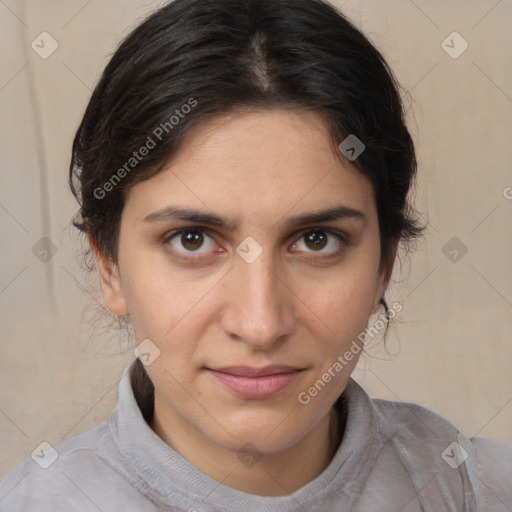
left=91, top=107, right=396, bottom=496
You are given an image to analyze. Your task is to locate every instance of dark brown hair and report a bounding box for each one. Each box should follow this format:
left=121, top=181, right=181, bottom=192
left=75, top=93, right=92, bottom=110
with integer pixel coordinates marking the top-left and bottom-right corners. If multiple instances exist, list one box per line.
left=69, top=0, right=423, bottom=274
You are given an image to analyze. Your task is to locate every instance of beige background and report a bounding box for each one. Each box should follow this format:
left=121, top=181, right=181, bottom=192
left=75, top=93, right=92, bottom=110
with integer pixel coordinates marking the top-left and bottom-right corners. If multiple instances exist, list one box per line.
left=1, top=0, right=511, bottom=479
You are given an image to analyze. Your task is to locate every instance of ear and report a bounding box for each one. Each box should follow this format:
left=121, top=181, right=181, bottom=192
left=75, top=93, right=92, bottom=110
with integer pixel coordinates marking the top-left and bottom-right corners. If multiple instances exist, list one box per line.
left=372, top=238, right=399, bottom=314
left=88, top=235, right=129, bottom=316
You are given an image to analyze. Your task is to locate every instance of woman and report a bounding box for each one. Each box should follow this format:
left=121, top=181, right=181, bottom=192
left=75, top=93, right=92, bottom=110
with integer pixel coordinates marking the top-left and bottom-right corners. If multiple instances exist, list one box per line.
left=0, top=0, right=510, bottom=510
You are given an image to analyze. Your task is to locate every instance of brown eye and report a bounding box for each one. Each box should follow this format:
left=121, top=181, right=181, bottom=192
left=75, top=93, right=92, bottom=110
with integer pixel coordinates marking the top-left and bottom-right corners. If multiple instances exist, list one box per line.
left=167, top=228, right=217, bottom=256
left=181, top=231, right=205, bottom=251
left=291, top=229, right=346, bottom=256
left=304, top=231, right=328, bottom=251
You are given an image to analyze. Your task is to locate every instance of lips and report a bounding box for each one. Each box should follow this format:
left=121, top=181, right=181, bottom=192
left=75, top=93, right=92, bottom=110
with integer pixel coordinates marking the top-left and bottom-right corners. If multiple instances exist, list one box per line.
left=206, top=365, right=304, bottom=399
left=212, top=365, right=301, bottom=377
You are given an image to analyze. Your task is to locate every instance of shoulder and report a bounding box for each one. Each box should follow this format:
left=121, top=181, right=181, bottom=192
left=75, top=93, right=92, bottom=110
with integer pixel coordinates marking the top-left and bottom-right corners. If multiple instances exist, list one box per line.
left=471, top=436, right=512, bottom=509
left=0, top=421, right=148, bottom=512
left=0, top=422, right=107, bottom=509
left=370, top=393, right=467, bottom=441
left=368, top=391, right=512, bottom=508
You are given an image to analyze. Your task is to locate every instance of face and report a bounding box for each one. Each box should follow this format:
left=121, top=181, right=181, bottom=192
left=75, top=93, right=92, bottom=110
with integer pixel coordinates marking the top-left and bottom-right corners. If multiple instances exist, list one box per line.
left=95, top=108, right=393, bottom=456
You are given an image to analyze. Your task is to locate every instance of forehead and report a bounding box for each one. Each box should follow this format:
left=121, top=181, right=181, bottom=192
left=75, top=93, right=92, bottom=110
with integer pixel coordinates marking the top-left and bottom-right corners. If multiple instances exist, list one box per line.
left=123, top=108, right=375, bottom=224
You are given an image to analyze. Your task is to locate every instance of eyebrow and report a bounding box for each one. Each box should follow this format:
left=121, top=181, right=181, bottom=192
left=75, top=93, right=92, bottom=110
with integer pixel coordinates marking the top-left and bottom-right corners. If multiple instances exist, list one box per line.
left=143, top=205, right=367, bottom=230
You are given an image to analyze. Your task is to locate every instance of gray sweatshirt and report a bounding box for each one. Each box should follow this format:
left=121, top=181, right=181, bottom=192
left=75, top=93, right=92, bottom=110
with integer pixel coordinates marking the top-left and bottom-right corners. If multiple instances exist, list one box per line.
left=1, top=360, right=510, bottom=511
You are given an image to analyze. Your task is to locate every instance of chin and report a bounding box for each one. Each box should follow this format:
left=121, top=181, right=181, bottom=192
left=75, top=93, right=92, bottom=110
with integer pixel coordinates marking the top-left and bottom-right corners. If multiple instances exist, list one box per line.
left=205, top=407, right=316, bottom=454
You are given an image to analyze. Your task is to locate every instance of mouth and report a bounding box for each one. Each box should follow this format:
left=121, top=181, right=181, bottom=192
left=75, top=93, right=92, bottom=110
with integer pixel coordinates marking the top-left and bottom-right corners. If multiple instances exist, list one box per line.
left=206, top=365, right=305, bottom=400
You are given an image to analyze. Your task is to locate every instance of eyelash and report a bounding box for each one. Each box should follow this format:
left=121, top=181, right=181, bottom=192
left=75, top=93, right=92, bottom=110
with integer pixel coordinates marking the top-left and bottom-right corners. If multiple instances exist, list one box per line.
left=162, top=227, right=348, bottom=262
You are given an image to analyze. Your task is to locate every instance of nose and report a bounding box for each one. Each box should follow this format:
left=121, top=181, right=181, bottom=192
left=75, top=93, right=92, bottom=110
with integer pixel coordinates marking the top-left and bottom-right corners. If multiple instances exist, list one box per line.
left=219, top=253, right=297, bottom=351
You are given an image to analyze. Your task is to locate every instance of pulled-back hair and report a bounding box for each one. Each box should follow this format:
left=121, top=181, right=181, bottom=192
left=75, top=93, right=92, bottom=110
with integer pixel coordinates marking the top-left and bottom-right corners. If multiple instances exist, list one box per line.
left=69, top=0, right=423, bottom=272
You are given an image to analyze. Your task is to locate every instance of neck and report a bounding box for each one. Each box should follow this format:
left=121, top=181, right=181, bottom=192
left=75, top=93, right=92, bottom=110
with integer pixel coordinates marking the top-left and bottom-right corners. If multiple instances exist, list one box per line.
left=150, top=398, right=345, bottom=496
left=131, top=360, right=348, bottom=496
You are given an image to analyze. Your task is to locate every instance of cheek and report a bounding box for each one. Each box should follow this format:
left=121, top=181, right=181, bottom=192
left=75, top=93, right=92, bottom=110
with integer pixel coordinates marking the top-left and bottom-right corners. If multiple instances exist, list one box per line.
left=117, top=237, right=214, bottom=337
left=302, top=260, right=379, bottom=337
left=294, top=270, right=378, bottom=406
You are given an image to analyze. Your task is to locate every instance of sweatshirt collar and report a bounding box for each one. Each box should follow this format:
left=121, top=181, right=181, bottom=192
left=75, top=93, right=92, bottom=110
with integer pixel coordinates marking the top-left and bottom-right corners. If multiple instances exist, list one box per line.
left=109, top=360, right=383, bottom=512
